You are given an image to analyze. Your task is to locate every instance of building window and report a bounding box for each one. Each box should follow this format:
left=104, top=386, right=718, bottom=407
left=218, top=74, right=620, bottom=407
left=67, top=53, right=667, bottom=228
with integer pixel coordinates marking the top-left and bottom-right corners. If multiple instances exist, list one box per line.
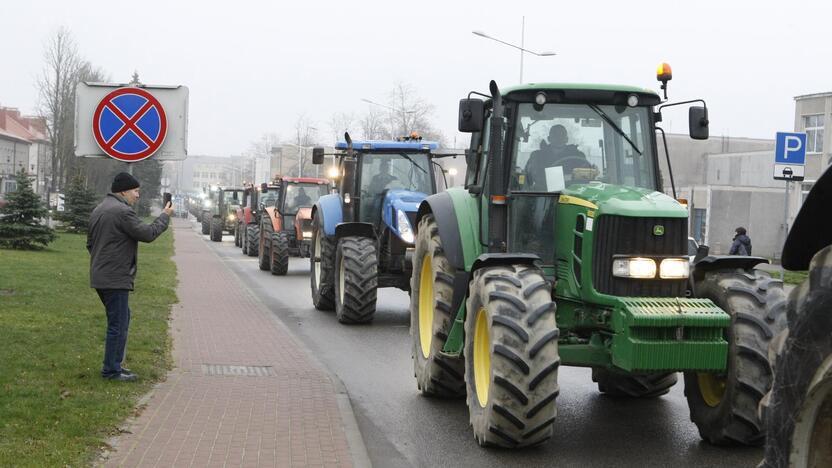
left=4, top=180, right=17, bottom=193
left=803, top=114, right=824, bottom=153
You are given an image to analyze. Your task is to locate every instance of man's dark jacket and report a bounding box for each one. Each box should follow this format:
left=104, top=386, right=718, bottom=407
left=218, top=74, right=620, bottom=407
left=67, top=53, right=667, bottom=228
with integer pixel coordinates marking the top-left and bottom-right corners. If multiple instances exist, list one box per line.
left=729, top=234, right=752, bottom=256
left=87, top=194, right=170, bottom=290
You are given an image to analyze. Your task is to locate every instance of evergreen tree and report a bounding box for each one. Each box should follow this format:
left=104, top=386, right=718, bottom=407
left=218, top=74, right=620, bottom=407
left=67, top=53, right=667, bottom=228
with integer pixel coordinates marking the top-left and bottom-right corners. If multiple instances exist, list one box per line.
left=56, top=173, right=100, bottom=232
left=0, top=169, right=57, bottom=250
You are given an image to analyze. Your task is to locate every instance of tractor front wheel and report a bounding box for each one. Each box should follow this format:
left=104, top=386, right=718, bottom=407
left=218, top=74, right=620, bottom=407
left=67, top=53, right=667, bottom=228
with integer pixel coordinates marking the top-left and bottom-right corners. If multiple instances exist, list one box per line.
left=685, top=267, right=786, bottom=446
left=410, top=214, right=465, bottom=398
left=761, top=246, right=832, bottom=468
left=246, top=224, right=259, bottom=257
left=310, top=218, right=335, bottom=311
left=259, top=222, right=273, bottom=271
left=464, top=265, right=559, bottom=448
left=209, top=217, right=222, bottom=242
left=270, top=231, right=290, bottom=276
left=334, top=236, right=378, bottom=324
left=201, top=214, right=210, bottom=235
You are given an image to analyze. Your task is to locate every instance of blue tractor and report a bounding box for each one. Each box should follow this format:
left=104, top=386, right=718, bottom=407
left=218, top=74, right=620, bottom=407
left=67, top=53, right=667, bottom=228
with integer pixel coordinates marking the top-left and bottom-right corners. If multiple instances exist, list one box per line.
left=310, top=133, right=445, bottom=324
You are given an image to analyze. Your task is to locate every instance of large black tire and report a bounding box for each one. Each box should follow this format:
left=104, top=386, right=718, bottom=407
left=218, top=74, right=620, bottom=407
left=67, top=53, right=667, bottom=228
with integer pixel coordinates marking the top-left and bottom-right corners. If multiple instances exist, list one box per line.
left=246, top=224, right=259, bottom=257
left=258, top=221, right=273, bottom=271
left=761, top=246, right=832, bottom=468
left=270, top=231, right=290, bottom=276
left=684, top=267, right=787, bottom=446
left=410, top=214, right=465, bottom=398
left=592, top=369, right=678, bottom=398
left=209, top=217, right=222, bottom=242
left=201, top=214, right=210, bottom=235
left=334, top=236, right=378, bottom=324
left=310, top=217, right=335, bottom=311
left=464, top=265, right=559, bottom=448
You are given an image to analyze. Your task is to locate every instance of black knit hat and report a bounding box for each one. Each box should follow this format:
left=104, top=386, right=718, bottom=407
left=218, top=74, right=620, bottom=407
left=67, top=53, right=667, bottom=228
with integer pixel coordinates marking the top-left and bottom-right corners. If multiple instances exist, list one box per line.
left=111, top=172, right=140, bottom=193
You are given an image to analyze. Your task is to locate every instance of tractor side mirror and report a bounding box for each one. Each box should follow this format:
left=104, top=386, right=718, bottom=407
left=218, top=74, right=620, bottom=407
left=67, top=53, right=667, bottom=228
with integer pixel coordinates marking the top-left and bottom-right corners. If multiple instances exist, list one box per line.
left=312, top=147, right=325, bottom=165
left=693, top=244, right=710, bottom=263
left=689, top=106, right=709, bottom=140
left=458, top=99, right=484, bottom=133
left=260, top=182, right=268, bottom=193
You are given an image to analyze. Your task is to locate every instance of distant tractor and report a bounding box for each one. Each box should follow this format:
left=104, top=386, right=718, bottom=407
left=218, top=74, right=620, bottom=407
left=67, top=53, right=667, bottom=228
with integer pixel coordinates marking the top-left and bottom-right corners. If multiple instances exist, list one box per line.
left=409, top=71, right=786, bottom=448
left=309, top=135, right=447, bottom=323
left=205, top=186, right=243, bottom=242
left=236, top=183, right=279, bottom=257
left=761, top=166, right=832, bottom=468
left=258, top=177, right=331, bottom=275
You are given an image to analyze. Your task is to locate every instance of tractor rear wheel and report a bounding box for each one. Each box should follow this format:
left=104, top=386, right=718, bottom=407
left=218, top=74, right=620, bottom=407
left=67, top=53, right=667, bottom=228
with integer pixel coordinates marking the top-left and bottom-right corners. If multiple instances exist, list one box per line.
left=464, top=265, right=559, bottom=448
left=258, top=222, right=273, bottom=271
left=310, top=218, right=335, bottom=311
left=685, top=267, right=786, bottom=446
left=410, top=214, right=465, bottom=398
left=246, top=224, right=259, bottom=257
left=201, top=215, right=210, bottom=235
left=209, top=217, right=222, bottom=242
left=761, top=246, right=832, bottom=468
left=270, top=231, right=290, bottom=276
left=592, top=369, right=677, bottom=398
left=334, top=236, right=378, bottom=324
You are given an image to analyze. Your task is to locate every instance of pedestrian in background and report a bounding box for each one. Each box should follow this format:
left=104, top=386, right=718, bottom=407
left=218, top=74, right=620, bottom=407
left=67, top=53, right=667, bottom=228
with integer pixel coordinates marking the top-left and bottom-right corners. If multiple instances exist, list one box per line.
left=87, top=172, right=173, bottom=381
left=729, top=227, right=752, bottom=256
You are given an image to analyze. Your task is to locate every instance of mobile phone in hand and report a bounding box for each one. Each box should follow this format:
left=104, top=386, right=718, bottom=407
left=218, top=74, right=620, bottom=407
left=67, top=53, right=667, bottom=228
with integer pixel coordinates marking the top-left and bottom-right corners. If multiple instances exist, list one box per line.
left=163, top=192, right=172, bottom=208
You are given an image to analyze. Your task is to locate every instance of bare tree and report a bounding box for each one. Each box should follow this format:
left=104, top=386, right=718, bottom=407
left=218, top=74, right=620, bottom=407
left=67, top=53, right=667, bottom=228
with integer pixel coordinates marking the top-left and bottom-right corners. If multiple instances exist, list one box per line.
left=327, top=111, right=356, bottom=145
left=291, top=115, right=319, bottom=177
left=386, top=82, right=445, bottom=144
left=358, top=108, right=390, bottom=140
left=37, top=27, right=109, bottom=193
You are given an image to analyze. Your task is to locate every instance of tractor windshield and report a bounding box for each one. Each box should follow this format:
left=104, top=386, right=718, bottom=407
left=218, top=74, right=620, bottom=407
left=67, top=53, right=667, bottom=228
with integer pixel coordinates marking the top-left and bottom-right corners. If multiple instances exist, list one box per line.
left=223, top=191, right=242, bottom=206
left=283, top=183, right=328, bottom=214
left=358, top=152, right=432, bottom=223
left=509, top=103, right=657, bottom=193
left=259, top=190, right=278, bottom=208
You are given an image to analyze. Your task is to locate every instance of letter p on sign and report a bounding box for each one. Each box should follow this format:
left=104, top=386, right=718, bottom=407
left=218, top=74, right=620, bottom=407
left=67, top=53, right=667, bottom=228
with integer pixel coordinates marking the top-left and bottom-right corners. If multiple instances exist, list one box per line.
left=775, top=132, right=807, bottom=165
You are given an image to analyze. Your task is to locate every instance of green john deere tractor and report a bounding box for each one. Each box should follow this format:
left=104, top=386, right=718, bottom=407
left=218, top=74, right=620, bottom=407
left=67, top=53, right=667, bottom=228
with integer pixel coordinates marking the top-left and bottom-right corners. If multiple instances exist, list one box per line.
left=410, top=71, right=786, bottom=448
left=205, top=186, right=243, bottom=242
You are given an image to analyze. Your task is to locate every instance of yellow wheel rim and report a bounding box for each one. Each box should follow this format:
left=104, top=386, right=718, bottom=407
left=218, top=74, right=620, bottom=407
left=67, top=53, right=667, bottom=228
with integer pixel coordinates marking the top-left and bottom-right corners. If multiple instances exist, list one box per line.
left=418, top=255, right=434, bottom=359
left=473, top=308, right=491, bottom=408
left=697, top=373, right=727, bottom=407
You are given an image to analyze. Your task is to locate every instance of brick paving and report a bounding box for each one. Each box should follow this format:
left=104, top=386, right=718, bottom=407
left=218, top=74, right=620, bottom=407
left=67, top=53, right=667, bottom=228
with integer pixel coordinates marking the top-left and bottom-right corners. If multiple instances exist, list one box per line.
left=103, top=218, right=364, bottom=467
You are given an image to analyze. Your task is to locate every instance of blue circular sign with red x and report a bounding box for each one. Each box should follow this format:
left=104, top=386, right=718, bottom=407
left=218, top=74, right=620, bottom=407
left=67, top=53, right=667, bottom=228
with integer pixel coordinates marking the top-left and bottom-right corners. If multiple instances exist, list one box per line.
left=92, top=87, right=167, bottom=162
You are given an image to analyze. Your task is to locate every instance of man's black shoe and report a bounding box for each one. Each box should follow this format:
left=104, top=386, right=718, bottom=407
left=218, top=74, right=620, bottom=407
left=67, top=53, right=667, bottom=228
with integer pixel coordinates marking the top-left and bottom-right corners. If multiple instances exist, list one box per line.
left=105, top=372, right=137, bottom=382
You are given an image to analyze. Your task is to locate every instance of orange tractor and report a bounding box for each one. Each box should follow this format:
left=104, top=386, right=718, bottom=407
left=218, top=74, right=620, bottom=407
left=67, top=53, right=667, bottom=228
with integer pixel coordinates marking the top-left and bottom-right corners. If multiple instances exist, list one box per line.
left=257, top=177, right=332, bottom=275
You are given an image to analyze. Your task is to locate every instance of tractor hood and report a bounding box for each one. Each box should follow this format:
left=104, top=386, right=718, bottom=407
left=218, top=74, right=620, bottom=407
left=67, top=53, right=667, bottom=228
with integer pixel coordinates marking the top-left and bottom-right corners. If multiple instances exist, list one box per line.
left=382, top=189, right=428, bottom=243
left=562, top=182, right=687, bottom=218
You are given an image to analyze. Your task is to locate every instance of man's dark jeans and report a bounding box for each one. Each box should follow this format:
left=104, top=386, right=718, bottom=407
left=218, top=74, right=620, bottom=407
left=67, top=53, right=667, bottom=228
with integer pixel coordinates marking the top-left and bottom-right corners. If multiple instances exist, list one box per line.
left=96, top=289, right=131, bottom=377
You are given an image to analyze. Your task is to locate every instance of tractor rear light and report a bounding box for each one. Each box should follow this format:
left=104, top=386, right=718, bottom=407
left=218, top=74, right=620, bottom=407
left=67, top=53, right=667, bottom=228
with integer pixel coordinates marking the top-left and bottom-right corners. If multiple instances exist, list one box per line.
left=659, top=258, right=689, bottom=279
left=612, top=258, right=657, bottom=279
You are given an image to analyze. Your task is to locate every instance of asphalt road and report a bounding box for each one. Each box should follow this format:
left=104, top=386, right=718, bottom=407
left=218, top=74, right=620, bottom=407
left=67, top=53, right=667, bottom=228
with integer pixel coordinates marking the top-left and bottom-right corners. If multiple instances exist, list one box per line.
left=195, top=222, right=764, bottom=468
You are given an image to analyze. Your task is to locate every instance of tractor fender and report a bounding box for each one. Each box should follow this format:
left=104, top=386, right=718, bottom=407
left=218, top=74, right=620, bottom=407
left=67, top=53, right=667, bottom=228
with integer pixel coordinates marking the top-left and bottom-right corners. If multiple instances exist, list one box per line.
left=335, top=222, right=376, bottom=240
left=312, top=194, right=343, bottom=237
left=783, top=164, right=832, bottom=270
left=471, top=253, right=542, bottom=273
left=692, top=255, right=769, bottom=282
left=416, top=189, right=482, bottom=271
left=264, top=206, right=282, bottom=231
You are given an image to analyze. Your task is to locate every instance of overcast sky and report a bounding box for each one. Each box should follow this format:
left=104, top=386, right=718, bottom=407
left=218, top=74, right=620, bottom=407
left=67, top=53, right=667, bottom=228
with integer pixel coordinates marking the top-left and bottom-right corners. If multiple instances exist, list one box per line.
left=2, top=0, right=829, bottom=156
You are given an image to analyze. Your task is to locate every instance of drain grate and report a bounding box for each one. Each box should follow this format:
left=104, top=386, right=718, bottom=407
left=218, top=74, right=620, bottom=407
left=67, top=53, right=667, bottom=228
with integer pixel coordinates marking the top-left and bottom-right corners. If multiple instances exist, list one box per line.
left=201, top=364, right=275, bottom=377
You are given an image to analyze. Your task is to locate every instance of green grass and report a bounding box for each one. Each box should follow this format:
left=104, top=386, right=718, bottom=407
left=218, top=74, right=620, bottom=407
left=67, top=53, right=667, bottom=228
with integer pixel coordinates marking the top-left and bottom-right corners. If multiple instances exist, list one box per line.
left=0, top=229, right=177, bottom=467
left=783, top=270, right=809, bottom=285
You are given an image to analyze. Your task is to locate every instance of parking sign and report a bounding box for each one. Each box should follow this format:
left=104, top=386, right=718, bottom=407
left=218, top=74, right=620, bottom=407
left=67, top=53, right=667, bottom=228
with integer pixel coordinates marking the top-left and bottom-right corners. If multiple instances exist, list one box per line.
left=774, top=132, right=806, bottom=181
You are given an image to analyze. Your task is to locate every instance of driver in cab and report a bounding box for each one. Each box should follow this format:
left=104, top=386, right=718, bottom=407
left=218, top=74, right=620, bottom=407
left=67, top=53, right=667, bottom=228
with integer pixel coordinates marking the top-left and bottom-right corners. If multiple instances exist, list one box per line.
left=524, top=124, right=589, bottom=191
left=293, top=186, right=312, bottom=208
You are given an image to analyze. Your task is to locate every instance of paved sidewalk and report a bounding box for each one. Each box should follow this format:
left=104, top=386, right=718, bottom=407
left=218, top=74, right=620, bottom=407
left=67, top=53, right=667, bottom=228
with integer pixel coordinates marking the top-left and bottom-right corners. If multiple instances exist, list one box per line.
left=102, top=218, right=368, bottom=467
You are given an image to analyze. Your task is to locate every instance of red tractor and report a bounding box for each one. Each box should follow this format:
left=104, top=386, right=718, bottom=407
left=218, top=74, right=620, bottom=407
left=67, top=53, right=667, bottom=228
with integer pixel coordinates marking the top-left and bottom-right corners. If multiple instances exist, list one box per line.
left=236, top=183, right=280, bottom=257
left=257, top=176, right=332, bottom=275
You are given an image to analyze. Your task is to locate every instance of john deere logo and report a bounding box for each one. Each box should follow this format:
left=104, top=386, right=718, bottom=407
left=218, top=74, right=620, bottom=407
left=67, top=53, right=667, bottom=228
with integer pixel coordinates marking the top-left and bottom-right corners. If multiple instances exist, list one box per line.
left=653, top=225, right=665, bottom=236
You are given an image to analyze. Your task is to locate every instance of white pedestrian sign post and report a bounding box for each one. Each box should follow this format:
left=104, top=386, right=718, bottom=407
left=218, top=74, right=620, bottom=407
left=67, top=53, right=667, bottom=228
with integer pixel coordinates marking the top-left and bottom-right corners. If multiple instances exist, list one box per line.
left=773, top=131, right=806, bottom=181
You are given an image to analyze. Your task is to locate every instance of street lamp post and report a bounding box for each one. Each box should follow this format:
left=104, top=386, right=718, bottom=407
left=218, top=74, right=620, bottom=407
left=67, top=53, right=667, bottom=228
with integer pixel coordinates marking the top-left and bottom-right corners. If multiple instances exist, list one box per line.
left=472, top=16, right=556, bottom=83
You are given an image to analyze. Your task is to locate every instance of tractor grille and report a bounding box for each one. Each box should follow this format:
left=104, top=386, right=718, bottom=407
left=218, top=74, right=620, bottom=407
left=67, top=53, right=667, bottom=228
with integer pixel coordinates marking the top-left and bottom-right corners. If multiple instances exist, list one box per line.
left=592, top=215, right=687, bottom=297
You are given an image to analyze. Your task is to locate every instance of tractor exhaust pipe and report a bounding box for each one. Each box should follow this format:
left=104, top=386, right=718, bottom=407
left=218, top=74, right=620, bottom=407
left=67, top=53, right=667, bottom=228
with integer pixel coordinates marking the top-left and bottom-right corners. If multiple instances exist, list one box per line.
left=487, top=80, right=507, bottom=253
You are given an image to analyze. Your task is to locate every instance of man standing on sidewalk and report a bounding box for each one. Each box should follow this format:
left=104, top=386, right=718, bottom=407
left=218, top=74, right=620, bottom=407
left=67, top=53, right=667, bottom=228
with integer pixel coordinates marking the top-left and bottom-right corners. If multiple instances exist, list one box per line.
left=87, top=172, right=173, bottom=381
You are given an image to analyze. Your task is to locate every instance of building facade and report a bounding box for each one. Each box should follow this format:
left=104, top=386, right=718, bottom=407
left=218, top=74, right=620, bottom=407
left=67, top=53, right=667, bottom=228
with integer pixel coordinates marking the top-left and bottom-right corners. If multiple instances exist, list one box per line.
left=0, top=107, right=50, bottom=198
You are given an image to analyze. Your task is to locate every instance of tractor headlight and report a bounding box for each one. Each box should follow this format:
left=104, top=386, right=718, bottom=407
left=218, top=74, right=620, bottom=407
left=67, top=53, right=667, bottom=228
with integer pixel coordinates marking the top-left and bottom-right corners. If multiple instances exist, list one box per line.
left=612, top=257, right=656, bottom=279
left=396, top=209, right=415, bottom=244
left=203, top=200, right=212, bottom=208
left=227, top=214, right=236, bottom=221
left=302, top=231, right=312, bottom=238
left=659, top=258, right=690, bottom=279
